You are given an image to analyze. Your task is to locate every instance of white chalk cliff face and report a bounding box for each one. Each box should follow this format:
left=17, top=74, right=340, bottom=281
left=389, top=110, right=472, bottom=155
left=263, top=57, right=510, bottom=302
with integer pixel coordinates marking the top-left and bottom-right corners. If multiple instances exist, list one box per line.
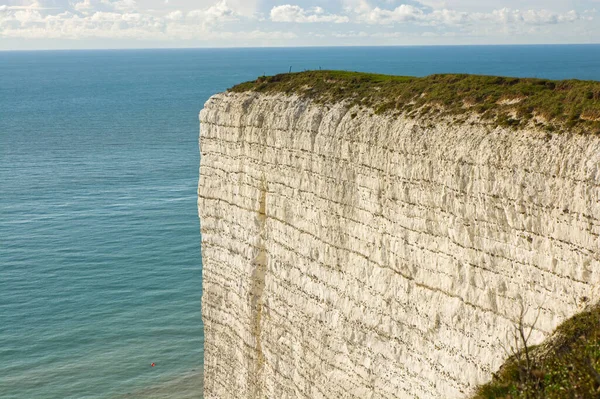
left=198, top=92, right=600, bottom=399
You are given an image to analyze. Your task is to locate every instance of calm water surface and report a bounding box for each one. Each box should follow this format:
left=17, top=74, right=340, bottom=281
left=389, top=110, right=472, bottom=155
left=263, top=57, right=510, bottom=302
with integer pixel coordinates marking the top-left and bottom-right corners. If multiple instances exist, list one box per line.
left=1, top=45, right=600, bottom=398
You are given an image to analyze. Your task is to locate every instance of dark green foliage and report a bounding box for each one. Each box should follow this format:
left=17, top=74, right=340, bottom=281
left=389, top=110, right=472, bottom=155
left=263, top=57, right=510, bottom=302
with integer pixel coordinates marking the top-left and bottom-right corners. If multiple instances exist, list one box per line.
left=474, top=306, right=600, bottom=399
left=230, top=70, right=600, bottom=133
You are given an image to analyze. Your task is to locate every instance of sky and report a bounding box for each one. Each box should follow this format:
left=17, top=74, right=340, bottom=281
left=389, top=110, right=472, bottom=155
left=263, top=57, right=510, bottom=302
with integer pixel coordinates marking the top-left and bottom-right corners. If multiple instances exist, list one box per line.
left=0, top=0, right=599, bottom=50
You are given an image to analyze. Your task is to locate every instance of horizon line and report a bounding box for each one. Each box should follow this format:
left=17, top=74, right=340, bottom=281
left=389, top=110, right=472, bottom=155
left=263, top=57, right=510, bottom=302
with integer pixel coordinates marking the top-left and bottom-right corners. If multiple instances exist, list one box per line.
left=2, top=42, right=600, bottom=53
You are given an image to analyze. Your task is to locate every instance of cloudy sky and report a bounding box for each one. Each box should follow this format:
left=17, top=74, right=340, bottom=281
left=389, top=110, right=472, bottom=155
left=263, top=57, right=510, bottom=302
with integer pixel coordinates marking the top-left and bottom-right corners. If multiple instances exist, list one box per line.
left=0, top=0, right=599, bottom=50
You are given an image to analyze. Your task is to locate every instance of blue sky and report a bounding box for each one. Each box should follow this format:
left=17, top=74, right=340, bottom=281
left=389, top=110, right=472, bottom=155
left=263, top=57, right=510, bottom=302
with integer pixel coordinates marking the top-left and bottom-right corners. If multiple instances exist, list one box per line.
left=1, top=0, right=599, bottom=50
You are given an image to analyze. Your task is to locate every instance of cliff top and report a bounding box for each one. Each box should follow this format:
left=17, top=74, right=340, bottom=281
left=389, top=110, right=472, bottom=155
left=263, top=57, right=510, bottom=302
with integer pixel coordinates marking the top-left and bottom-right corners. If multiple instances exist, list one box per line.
left=230, top=71, right=600, bottom=133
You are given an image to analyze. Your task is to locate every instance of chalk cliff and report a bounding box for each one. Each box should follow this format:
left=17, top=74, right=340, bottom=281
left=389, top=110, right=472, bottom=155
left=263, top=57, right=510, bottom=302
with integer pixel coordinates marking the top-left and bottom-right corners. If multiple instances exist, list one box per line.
left=198, top=73, right=600, bottom=399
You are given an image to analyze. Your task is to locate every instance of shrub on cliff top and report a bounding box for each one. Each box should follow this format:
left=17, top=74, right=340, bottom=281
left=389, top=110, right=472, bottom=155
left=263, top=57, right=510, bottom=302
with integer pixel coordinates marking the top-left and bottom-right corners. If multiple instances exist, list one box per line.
left=474, top=305, right=600, bottom=399
left=230, top=71, right=600, bottom=133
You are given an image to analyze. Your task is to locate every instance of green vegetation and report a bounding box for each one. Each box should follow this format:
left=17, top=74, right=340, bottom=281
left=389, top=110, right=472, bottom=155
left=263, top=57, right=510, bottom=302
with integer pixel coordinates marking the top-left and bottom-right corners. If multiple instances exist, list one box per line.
left=474, top=305, right=600, bottom=399
left=230, top=70, right=600, bottom=133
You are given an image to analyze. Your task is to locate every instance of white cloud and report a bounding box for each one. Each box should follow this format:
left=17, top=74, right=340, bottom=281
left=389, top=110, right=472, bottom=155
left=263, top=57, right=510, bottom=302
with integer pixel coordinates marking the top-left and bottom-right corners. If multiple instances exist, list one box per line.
left=270, top=5, right=349, bottom=23
left=429, top=9, right=471, bottom=25
left=71, top=0, right=136, bottom=14
left=73, top=0, right=93, bottom=12
left=359, top=4, right=423, bottom=24
left=0, top=0, right=287, bottom=41
left=341, top=0, right=372, bottom=14
left=102, top=0, right=136, bottom=13
left=332, top=30, right=368, bottom=37
left=245, top=29, right=297, bottom=39
left=201, top=0, right=236, bottom=21
left=0, top=0, right=595, bottom=48
left=490, top=8, right=580, bottom=25
left=185, top=0, right=239, bottom=30
left=164, top=9, right=182, bottom=21
left=349, top=3, right=582, bottom=27
left=0, top=1, right=58, bottom=11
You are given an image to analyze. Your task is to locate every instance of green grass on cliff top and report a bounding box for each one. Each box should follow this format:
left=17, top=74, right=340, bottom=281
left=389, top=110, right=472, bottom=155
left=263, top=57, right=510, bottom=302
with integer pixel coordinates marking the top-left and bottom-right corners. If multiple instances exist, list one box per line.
left=230, top=70, right=600, bottom=133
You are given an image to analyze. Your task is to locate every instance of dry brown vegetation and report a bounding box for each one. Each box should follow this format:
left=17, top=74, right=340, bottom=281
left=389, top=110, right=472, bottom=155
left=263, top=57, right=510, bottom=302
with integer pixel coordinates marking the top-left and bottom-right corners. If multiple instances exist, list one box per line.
left=230, top=70, right=600, bottom=133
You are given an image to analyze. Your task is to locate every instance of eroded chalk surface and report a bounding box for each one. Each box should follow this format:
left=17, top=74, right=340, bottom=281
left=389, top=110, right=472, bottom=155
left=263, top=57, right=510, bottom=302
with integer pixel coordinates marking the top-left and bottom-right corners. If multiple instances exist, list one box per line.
left=198, top=92, right=600, bottom=399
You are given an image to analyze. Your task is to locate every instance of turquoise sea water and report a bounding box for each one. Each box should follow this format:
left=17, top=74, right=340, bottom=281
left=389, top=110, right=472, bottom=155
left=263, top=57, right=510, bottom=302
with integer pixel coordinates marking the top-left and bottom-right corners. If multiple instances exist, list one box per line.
left=1, top=45, right=600, bottom=399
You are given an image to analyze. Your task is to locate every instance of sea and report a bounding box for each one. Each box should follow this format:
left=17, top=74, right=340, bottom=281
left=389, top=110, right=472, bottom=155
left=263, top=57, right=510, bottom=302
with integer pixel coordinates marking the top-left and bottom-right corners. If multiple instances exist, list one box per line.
left=1, top=45, right=600, bottom=399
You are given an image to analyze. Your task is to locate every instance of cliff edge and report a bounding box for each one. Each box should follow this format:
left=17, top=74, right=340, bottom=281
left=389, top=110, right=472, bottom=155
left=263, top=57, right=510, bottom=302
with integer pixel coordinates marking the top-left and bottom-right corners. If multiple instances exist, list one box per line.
left=198, top=71, right=600, bottom=398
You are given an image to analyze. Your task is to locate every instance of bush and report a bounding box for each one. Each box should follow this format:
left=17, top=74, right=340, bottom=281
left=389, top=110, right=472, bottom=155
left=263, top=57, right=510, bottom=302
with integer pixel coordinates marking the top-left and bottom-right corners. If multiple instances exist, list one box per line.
left=473, top=305, right=600, bottom=399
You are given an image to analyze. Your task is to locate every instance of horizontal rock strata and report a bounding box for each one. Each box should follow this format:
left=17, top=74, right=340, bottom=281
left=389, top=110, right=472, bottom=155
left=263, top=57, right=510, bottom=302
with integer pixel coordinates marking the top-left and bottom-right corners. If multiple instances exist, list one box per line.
left=198, top=92, right=600, bottom=399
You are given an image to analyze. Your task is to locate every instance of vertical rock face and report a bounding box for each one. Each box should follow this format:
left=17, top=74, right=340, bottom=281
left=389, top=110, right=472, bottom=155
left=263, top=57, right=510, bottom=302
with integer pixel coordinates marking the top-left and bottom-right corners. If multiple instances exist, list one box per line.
left=198, top=91, right=600, bottom=399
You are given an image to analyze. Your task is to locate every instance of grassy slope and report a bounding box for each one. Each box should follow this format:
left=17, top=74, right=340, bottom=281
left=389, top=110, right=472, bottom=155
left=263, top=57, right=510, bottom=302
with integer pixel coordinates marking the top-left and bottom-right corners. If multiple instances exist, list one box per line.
left=475, top=306, right=600, bottom=399
left=230, top=71, right=600, bottom=133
